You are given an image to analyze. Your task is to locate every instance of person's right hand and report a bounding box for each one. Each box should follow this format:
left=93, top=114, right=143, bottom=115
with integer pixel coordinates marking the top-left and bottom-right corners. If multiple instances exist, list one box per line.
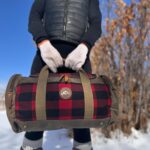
left=38, top=40, right=63, bottom=73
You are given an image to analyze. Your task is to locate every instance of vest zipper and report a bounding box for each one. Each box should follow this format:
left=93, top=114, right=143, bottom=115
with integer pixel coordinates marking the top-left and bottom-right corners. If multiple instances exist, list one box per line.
left=63, top=0, right=69, bottom=38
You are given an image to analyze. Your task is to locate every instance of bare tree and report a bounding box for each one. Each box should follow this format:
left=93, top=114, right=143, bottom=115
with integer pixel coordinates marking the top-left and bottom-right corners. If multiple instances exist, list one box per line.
left=91, top=0, right=150, bottom=135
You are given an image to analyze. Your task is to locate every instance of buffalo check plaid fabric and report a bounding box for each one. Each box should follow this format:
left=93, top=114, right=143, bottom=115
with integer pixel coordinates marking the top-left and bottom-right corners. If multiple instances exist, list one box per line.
left=15, top=75, right=112, bottom=121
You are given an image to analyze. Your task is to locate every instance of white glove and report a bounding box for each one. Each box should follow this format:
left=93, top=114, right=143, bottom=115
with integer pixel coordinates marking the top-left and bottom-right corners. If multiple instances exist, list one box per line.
left=38, top=40, right=63, bottom=73
left=65, top=43, right=88, bottom=71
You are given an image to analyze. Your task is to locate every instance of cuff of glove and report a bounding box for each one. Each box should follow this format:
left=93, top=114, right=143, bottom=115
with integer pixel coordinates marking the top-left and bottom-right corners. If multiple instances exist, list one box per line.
left=36, top=36, right=49, bottom=44
left=37, top=39, right=50, bottom=47
left=81, top=41, right=92, bottom=51
left=80, top=42, right=91, bottom=57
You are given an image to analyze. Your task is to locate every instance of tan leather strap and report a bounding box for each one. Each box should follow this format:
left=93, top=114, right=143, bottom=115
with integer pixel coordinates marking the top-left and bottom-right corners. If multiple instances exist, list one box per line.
left=20, top=76, right=104, bottom=84
left=79, top=69, right=94, bottom=120
left=35, top=66, right=49, bottom=120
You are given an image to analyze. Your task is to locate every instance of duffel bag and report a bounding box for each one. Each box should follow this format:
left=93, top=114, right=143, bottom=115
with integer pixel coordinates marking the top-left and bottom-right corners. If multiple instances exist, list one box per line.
left=5, top=65, right=119, bottom=133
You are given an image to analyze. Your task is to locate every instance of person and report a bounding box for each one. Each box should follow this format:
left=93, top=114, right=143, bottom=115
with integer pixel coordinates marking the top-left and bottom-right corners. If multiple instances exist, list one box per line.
left=21, top=0, right=102, bottom=149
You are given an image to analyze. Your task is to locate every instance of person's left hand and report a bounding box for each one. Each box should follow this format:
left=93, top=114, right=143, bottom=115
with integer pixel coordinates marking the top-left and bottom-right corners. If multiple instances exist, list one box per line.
left=65, top=43, right=88, bottom=71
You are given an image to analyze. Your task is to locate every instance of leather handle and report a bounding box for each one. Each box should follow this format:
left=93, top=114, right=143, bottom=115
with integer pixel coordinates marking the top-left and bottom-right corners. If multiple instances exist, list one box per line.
left=35, top=65, right=49, bottom=120
left=79, top=69, right=94, bottom=119
left=35, top=65, right=94, bottom=120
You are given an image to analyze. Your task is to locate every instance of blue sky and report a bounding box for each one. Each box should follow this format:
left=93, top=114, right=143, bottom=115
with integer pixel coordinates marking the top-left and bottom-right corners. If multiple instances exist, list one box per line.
left=0, top=0, right=131, bottom=85
left=0, top=1, right=34, bottom=85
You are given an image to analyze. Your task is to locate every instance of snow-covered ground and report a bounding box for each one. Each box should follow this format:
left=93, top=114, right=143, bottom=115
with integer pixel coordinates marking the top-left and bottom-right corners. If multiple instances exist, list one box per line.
left=0, top=111, right=150, bottom=150
left=0, top=84, right=5, bottom=98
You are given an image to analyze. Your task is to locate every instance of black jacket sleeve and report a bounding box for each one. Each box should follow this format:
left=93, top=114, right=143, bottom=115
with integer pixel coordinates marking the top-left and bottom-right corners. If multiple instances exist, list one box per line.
left=28, top=0, right=48, bottom=43
left=81, top=0, right=102, bottom=50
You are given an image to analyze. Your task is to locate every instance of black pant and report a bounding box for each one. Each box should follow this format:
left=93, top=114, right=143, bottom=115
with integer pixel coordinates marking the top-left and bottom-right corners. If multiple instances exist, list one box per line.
left=24, top=41, right=91, bottom=143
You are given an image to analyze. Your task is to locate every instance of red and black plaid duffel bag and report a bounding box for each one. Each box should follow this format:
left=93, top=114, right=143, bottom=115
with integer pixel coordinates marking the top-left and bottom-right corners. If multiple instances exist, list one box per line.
left=5, top=66, right=119, bottom=133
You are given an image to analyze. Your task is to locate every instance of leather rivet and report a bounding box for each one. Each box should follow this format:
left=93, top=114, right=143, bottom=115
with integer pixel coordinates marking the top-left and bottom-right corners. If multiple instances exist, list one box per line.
left=100, top=122, right=104, bottom=126
left=7, top=92, right=12, bottom=97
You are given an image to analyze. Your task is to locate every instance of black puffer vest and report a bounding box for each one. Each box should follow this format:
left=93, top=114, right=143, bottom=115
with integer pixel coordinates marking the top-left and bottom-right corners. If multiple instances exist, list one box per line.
left=44, top=0, right=89, bottom=44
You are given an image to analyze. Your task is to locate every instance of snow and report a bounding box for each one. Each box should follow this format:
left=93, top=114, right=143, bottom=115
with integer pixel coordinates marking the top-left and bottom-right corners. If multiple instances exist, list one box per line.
left=0, top=84, right=5, bottom=99
left=0, top=111, right=150, bottom=150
